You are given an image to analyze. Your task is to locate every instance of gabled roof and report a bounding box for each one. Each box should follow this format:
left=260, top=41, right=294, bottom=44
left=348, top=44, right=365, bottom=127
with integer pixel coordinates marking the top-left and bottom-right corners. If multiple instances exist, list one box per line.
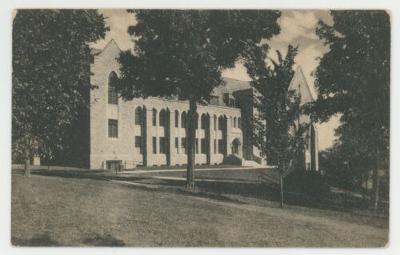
left=90, top=39, right=122, bottom=56
left=288, top=66, right=317, bottom=103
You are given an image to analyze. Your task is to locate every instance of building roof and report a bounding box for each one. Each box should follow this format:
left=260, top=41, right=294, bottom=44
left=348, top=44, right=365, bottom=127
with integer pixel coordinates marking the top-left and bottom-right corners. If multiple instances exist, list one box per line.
left=288, top=66, right=317, bottom=104
left=90, top=39, right=121, bottom=57
left=212, top=77, right=253, bottom=96
left=90, top=48, right=102, bottom=56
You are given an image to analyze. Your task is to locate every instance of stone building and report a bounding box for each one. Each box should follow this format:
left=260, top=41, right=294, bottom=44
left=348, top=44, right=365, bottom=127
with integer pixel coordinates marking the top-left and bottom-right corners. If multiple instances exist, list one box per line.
left=87, top=39, right=318, bottom=170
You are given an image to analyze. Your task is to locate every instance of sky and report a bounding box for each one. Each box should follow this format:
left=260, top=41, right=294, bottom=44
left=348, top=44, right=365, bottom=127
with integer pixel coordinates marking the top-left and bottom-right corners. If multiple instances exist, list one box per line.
left=92, top=9, right=340, bottom=150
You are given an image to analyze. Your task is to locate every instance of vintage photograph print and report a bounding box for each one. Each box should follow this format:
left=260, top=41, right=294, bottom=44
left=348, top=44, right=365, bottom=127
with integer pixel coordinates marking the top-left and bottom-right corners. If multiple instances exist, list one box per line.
left=11, top=9, right=389, bottom=247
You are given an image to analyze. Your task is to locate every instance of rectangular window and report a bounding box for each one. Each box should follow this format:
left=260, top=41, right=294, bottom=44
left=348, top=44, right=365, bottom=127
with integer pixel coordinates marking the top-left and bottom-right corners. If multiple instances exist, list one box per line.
left=135, top=136, right=142, bottom=154
left=175, top=137, right=179, bottom=154
left=195, top=139, right=199, bottom=154
left=152, top=137, right=157, bottom=154
left=160, top=137, right=167, bottom=154
left=181, top=138, right=187, bottom=154
left=108, top=119, right=118, bottom=138
left=201, top=138, right=207, bottom=154
left=214, top=139, right=217, bottom=154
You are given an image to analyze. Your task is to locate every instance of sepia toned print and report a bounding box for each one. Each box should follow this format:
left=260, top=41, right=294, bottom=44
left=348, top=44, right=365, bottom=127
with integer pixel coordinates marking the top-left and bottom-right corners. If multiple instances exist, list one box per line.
left=11, top=9, right=389, bottom=247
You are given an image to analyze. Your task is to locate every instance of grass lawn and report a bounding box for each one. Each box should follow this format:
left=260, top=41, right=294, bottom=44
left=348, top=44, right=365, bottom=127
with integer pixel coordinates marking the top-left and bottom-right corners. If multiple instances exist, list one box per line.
left=11, top=173, right=388, bottom=247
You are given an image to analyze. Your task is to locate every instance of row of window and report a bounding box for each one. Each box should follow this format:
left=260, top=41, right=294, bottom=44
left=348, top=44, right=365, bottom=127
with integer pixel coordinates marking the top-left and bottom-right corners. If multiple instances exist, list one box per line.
left=134, top=136, right=226, bottom=155
left=110, top=119, right=227, bottom=155
left=134, top=107, right=241, bottom=130
left=109, top=119, right=239, bottom=145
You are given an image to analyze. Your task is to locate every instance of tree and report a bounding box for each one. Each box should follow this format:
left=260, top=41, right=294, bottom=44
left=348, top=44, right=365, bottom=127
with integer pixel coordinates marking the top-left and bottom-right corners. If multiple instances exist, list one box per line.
left=310, top=11, right=390, bottom=210
left=115, top=10, right=281, bottom=189
left=243, top=44, right=306, bottom=208
left=12, top=10, right=108, bottom=175
left=320, top=142, right=366, bottom=192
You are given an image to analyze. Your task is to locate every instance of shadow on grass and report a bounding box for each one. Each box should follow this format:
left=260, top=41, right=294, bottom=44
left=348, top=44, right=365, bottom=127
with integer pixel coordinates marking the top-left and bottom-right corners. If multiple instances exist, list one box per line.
left=13, top=168, right=105, bottom=177
left=144, top=177, right=388, bottom=217
left=17, top=167, right=388, bottom=223
left=82, top=233, right=125, bottom=247
left=16, top=168, right=122, bottom=182
left=155, top=178, right=308, bottom=207
left=12, top=233, right=60, bottom=246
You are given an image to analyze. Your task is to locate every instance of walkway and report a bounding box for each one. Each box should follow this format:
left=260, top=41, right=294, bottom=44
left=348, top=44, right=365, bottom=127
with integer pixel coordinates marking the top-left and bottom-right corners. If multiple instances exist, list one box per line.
left=120, top=165, right=271, bottom=175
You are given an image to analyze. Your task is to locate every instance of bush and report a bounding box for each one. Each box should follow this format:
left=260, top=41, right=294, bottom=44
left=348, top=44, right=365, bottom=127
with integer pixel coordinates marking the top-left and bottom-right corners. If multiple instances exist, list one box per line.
left=284, top=170, right=330, bottom=202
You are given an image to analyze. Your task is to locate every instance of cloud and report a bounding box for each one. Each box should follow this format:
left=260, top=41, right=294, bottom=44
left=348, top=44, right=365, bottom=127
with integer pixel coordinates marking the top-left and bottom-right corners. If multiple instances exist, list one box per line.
left=266, top=11, right=330, bottom=93
left=274, top=11, right=319, bottom=44
left=91, top=9, right=137, bottom=51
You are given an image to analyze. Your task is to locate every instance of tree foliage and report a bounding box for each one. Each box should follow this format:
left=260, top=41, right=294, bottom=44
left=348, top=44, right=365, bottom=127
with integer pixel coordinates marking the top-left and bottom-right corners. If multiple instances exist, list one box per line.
left=115, top=10, right=281, bottom=188
left=243, top=43, right=309, bottom=208
left=243, top=44, right=306, bottom=173
left=310, top=11, right=390, bottom=209
left=12, top=10, right=108, bottom=170
left=117, top=10, right=281, bottom=103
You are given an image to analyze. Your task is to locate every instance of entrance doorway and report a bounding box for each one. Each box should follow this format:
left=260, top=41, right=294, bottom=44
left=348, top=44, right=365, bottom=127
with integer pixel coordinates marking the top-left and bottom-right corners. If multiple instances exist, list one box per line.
left=232, top=138, right=241, bottom=155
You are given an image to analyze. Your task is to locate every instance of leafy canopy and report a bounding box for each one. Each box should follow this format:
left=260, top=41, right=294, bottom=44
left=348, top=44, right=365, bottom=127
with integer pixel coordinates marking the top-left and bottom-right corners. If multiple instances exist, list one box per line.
left=12, top=10, right=108, bottom=161
left=244, top=43, right=306, bottom=172
left=311, top=11, right=390, bottom=171
left=116, top=10, right=281, bottom=103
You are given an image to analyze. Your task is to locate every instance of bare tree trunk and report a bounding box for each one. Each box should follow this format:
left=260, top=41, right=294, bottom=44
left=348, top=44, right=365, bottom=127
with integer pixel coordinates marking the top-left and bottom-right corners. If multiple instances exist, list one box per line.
left=186, top=98, right=197, bottom=190
left=372, top=166, right=380, bottom=211
left=24, top=148, right=30, bottom=177
left=279, top=171, right=284, bottom=209
left=362, top=173, right=369, bottom=201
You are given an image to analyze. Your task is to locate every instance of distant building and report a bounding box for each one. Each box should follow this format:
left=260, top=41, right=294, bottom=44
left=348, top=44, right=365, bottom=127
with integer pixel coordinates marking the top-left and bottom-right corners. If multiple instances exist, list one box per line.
left=59, top=39, right=319, bottom=171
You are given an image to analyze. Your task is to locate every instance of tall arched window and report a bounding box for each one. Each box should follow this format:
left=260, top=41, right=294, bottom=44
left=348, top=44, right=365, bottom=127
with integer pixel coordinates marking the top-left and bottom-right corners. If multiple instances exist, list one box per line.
left=201, top=114, right=208, bottom=129
left=233, top=117, right=237, bottom=128
left=159, top=109, right=168, bottom=127
left=238, top=117, right=241, bottom=129
left=108, top=71, right=118, bottom=105
left=175, top=110, right=179, bottom=128
left=181, top=112, right=187, bottom=128
left=152, top=108, right=157, bottom=126
left=218, top=116, right=224, bottom=131
left=214, top=115, right=217, bottom=130
left=135, top=106, right=142, bottom=125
